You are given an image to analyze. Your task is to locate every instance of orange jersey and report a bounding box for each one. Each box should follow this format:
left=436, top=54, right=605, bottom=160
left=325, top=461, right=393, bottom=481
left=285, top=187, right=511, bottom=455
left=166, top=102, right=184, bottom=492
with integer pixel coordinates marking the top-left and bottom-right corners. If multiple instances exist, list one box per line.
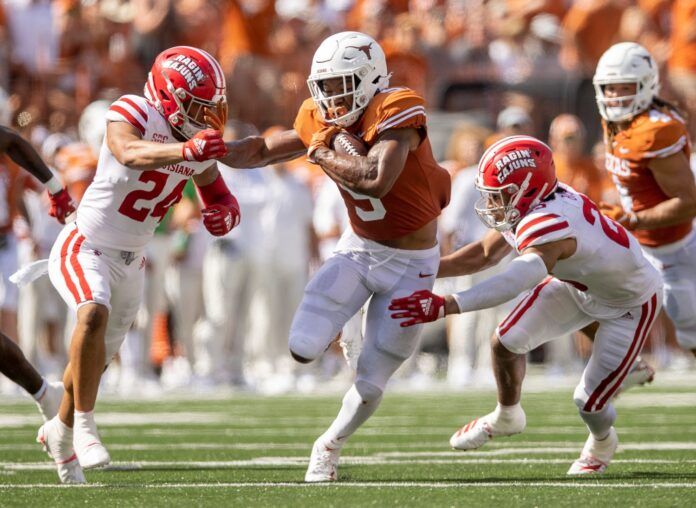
left=554, top=154, right=610, bottom=205
left=294, top=87, right=451, bottom=241
left=603, top=107, right=692, bottom=247
left=669, top=0, right=696, bottom=72
left=54, top=142, right=97, bottom=203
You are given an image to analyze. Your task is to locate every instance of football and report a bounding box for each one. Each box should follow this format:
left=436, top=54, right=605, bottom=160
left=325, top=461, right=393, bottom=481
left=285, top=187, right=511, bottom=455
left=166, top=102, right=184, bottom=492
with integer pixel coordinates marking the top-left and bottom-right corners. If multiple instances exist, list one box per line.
left=331, top=131, right=368, bottom=157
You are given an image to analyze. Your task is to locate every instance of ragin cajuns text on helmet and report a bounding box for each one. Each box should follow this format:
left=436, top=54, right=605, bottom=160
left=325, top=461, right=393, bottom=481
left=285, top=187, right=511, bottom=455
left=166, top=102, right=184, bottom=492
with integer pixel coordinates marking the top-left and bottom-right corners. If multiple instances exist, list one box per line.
left=474, top=135, right=558, bottom=231
left=144, top=46, right=226, bottom=139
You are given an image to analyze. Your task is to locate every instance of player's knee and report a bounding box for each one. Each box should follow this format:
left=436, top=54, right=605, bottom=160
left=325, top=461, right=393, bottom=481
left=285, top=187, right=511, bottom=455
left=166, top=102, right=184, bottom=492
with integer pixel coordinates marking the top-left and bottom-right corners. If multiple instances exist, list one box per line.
left=288, top=332, right=322, bottom=363
left=289, top=348, right=313, bottom=364
left=492, top=331, right=528, bottom=356
left=288, top=307, right=339, bottom=363
left=77, top=304, right=109, bottom=335
left=572, top=384, right=590, bottom=411
left=354, top=379, right=383, bottom=403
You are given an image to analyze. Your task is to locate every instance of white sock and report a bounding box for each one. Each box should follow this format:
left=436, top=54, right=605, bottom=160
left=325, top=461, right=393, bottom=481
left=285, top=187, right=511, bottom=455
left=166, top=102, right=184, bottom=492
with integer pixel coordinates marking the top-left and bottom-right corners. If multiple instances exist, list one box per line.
left=32, top=379, right=47, bottom=401
left=492, top=402, right=523, bottom=422
left=320, top=385, right=382, bottom=448
left=579, top=404, right=615, bottom=441
left=74, top=410, right=98, bottom=438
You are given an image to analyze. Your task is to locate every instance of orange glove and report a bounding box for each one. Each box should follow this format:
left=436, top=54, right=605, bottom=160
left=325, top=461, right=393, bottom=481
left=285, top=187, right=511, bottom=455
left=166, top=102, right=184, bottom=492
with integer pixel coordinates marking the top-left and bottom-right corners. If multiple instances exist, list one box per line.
left=307, top=125, right=341, bottom=162
left=599, top=202, right=638, bottom=230
left=204, top=99, right=228, bottom=133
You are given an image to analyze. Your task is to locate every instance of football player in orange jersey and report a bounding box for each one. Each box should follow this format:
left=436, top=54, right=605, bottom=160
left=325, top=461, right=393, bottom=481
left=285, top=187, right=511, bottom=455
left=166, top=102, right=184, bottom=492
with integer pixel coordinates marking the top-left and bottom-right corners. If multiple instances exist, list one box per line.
left=594, top=42, right=696, bottom=357
left=0, top=125, right=75, bottom=424
left=218, top=31, right=451, bottom=481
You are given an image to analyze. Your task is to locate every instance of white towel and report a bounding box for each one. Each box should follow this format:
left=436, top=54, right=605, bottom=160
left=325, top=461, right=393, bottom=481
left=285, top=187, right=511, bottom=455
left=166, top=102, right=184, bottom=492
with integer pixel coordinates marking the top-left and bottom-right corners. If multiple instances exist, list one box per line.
left=10, top=259, right=50, bottom=287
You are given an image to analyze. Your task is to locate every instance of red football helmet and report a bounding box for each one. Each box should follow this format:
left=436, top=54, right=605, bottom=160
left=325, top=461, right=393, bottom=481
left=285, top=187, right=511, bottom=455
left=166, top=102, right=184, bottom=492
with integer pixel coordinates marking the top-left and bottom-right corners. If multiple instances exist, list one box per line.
left=144, top=46, right=226, bottom=139
left=475, top=135, right=557, bottom=231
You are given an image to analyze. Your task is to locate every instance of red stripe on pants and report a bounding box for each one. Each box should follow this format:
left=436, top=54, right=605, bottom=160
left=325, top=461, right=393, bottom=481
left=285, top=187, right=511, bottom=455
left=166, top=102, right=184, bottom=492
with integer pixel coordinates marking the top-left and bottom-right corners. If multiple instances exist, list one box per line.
left=595, top=293, right=658, bottom=411
left=498, top=278, right=552, bottom=337
left=60, top=228, right=81, bottom=304
left=70, top=234, right=93, bottom=301
left=583, top=294, right=656, bottom=412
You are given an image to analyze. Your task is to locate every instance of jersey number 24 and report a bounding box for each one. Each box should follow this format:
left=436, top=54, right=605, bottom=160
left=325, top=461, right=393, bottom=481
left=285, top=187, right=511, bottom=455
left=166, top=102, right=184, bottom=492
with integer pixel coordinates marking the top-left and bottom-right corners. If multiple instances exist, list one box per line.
left=118, top=170, right=187, bottom=222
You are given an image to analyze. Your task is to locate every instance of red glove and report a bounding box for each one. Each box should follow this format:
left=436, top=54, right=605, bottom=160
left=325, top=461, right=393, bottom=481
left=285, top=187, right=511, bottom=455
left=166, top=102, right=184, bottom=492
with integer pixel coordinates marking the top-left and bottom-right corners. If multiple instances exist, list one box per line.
left=201, top=198, right=240, bottom=236
left=182, top=129, right=227, bottom=162
left=47, top=188, right=76, bottom=224
left=389, top=289, right=446, bottom=327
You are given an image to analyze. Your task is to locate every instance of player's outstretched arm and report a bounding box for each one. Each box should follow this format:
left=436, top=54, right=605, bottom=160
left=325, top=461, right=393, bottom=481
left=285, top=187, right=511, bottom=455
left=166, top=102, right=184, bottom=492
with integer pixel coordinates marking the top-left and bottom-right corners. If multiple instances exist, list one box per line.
left=0, top=125, right=76, bottom=223
left=438, top=230, right=512, bottom=278
left=0, top=126, right=55, bottom=184
left=107, top=122, right=226, bottom=170
left=312, top=127, right=420, bottom=198
left=219, top=129, right=307, bottom=169
left=390, top=238, right=576, bottom=327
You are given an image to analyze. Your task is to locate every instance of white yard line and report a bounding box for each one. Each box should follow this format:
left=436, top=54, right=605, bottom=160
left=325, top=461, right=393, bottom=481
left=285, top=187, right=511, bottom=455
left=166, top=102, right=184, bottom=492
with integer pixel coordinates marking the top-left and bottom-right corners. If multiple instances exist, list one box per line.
left=0, top=481, right=693, bottom=489
left=3, top=457, right=695, bottom=471
left=2, top=441, right=696, bottom=453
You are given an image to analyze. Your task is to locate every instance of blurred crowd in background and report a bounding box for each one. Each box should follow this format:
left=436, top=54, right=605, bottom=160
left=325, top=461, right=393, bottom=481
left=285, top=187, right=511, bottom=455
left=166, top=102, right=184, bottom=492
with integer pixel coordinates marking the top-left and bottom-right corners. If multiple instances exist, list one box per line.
left=1, top=0, right=696, bottom=396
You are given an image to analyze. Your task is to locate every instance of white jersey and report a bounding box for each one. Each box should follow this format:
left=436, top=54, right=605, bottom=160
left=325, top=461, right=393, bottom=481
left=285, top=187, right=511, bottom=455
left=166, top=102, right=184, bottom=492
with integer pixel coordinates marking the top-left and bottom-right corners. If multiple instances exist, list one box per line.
left=76, top=94, right=210, bottom=251
left=503, top=185, right=661, bottom=316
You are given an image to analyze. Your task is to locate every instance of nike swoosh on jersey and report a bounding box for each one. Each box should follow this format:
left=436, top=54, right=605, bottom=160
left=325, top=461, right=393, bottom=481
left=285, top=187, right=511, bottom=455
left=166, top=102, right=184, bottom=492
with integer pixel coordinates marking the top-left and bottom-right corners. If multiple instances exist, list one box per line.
left=418, top=272, right=434, bottom=278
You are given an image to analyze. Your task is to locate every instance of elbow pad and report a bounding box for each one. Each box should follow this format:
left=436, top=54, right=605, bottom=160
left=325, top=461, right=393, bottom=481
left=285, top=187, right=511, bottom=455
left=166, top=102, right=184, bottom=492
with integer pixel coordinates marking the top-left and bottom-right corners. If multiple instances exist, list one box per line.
left=452, top=253, right=548, bottom=313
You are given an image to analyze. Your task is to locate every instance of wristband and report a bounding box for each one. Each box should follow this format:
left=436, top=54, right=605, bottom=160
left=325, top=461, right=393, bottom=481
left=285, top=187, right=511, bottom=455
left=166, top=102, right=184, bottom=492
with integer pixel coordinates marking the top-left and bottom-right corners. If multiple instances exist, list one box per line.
left=45, top=174, right=63, bottom=195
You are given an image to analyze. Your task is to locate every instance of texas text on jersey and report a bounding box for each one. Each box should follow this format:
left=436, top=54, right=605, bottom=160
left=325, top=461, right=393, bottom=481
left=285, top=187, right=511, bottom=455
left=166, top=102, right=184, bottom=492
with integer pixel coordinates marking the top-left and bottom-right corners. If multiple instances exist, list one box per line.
left=603, top=107, right=692, bottom=247
left=294, top=87, right=451, bottom=241
left=76, top=94, right=210, bottom=252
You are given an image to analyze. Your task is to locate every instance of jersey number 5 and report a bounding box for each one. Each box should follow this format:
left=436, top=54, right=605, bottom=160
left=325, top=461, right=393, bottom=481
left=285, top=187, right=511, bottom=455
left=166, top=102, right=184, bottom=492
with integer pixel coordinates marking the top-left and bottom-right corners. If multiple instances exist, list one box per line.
left=119, top=170, right=187, bottom=222
left=340, top=185, right=386, bottom=222
left=580, top=194, right=630, bottom=248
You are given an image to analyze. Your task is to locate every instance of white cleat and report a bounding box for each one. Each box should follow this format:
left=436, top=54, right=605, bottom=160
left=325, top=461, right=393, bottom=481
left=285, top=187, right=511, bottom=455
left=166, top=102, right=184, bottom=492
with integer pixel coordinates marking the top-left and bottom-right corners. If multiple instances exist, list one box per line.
left=35, top=381, right=64, bottom=422
left=76, top=442, right=111, bottom=469
left=450, top=408, right=526, bottom=451
left=74, top=414, right=111, bottom=469
left=614, top=357, right=655, bottom=398
left=305, top=439, right=342, bottom=482
left=37, top=417, right=86, bottom=484
left=567, top=427, right=618, bottom=475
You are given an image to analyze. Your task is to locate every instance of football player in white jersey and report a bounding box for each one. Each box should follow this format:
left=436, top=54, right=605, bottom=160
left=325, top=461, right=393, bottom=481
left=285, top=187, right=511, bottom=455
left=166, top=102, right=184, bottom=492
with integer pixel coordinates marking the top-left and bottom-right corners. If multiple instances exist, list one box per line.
left=38, top=46, right=240, bottom=484
left=390, top=136, right=663, bottom=475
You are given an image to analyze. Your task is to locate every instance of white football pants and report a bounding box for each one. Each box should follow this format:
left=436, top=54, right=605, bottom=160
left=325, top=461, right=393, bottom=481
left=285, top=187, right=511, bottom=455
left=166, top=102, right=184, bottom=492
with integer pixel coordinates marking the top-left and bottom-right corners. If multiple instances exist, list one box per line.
left=497, top=277, right=662, bottom=413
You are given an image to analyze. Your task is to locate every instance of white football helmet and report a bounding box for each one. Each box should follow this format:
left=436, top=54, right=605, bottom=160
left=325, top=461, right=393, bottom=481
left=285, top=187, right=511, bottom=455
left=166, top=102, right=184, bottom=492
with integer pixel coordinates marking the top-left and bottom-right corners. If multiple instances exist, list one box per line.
left=78, top=100, right=110, bottom=157
left=307, top=31, right=391, bottom=128
left=593, top=42, right=659, bottom=123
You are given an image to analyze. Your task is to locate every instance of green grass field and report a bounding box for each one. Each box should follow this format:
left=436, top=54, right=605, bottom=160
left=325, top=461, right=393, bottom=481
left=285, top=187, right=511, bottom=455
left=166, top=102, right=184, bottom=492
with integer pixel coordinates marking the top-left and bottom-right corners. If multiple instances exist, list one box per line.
left=0, top=380, right=694, bottom=507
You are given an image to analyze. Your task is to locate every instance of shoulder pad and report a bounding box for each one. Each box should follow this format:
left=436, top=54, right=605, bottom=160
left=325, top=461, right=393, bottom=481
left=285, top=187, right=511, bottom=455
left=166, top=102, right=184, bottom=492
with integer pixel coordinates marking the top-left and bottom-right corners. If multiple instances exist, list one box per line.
left=515, top=211, right=572, bottom=252
left=361, top=88, right=426, bottom=141
left=293, top=98, right=324, bottom=148
left=622, top=109, right=688, bottom=160
left=106, top=95, right=149, bottom=135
